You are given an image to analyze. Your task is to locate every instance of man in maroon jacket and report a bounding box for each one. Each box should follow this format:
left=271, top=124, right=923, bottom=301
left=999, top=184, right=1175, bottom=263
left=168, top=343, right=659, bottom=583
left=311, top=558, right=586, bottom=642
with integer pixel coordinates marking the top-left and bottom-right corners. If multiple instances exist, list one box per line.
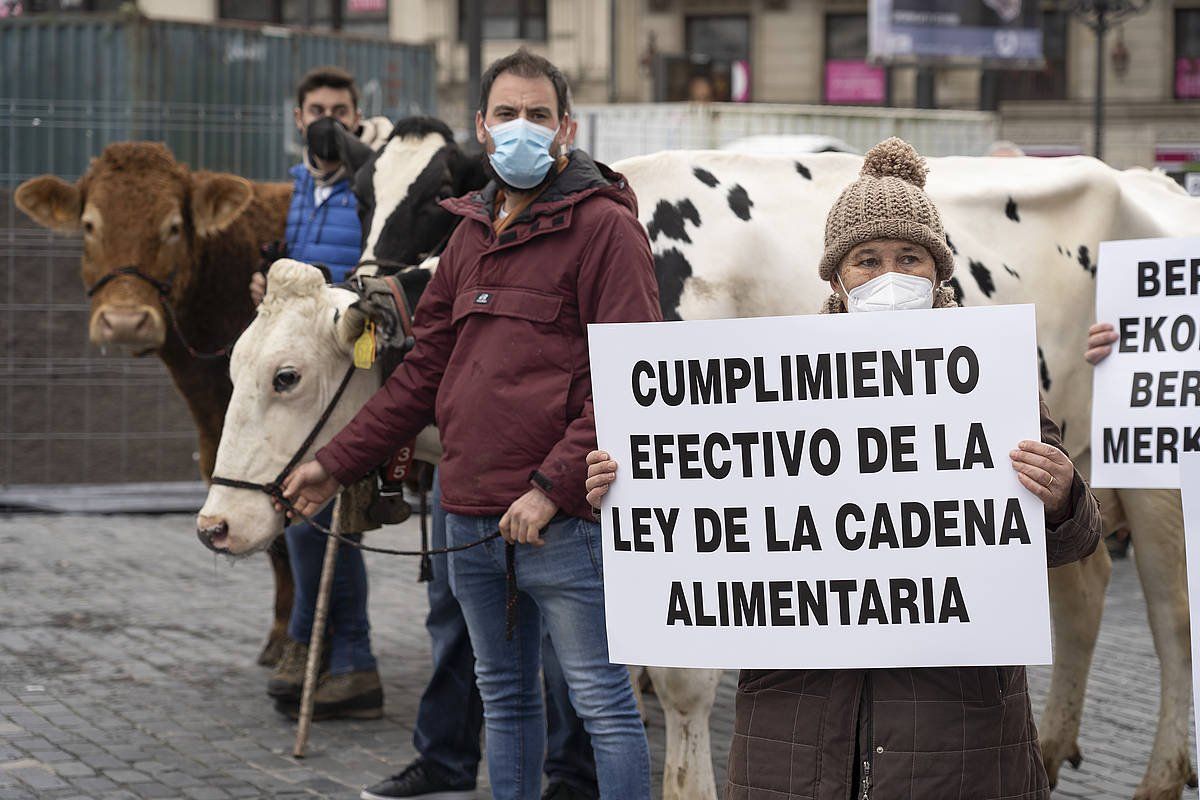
left=281, top=49, right=657, bottom=800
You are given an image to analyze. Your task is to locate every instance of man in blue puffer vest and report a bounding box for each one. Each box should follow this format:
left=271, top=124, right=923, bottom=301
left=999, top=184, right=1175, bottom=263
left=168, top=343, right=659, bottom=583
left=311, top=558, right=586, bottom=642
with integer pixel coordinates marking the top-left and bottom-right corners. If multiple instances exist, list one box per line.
left=260, top=65, right=383, bottom=721
left=286, top=69, right=366, bottom=283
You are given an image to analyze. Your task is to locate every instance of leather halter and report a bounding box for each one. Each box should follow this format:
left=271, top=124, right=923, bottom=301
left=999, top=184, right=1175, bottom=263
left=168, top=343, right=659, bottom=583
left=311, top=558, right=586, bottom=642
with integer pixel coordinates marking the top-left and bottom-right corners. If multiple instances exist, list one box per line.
left=86, top=265, right=239, bottom=360
left=210, top=361, right=359, bottom=505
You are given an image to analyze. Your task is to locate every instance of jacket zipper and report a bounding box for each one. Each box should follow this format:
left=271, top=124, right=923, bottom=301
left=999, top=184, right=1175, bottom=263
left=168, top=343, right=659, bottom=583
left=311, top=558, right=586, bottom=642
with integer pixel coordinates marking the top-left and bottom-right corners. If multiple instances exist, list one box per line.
left=857, top=673, right=874, bottom=800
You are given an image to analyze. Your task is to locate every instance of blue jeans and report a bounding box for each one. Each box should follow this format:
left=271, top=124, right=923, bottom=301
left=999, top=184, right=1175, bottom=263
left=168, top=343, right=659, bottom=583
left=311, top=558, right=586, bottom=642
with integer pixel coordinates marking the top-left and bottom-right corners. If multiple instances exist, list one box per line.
left=286, top=504, right=377, bottom=675
left=415, top=475, right=597, bottom=794
left=542, top=628, right=599, bottom=797
left=447, top=512, right=650, bottom=800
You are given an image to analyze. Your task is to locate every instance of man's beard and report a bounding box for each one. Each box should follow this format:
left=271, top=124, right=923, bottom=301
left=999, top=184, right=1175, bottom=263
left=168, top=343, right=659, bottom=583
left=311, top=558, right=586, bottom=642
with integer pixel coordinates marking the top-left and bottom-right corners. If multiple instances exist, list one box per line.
left=482, top=151, right=558, bottom=197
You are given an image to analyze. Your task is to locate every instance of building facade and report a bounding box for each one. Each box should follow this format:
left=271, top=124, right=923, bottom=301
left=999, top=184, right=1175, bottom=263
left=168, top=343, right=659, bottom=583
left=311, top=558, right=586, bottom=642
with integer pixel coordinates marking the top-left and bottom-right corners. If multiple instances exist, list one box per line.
left=612, top=0, right=1199, bottom=175
left=23, top=0, right=1196, bottom=176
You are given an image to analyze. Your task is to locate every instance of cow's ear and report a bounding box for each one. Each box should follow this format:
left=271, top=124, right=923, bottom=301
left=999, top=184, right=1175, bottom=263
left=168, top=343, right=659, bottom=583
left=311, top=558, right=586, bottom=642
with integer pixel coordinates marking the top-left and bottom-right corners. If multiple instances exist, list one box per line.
left=15, top=175, right=81, bottom=232
left=336, top=304, right=369, bottom=353
left=191, top=172, right=253, bottom=237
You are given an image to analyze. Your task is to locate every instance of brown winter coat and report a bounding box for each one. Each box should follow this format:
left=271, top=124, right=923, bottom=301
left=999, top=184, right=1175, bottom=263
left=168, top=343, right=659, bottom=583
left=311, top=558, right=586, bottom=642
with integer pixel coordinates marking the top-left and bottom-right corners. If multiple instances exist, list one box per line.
left=724, top=296, right=1103, bottom=800
left=316, top=151, right=661, bottom=520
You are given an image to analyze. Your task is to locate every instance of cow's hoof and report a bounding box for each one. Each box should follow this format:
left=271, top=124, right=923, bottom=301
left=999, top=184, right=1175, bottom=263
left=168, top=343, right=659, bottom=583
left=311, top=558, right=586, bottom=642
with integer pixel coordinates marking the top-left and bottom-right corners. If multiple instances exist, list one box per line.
left=258, top=630, right=288, bottom=667
left=1133, top=751, right=1192, bottom=800
left=1041, top=739, right=1082, bottom=787
left=1132, top=783, right=1185, bottom=800
left=1187, top=770, right=1197, bottom=789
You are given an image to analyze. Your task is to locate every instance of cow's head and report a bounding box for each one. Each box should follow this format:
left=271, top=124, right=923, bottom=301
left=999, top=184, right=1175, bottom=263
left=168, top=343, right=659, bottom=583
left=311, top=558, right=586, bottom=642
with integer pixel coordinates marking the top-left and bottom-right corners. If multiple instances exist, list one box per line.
left=355, top=116, right=488, bottom=270
left=196, top=259, right=379, bottom=555
left=15, top=142, right=253, bottom=349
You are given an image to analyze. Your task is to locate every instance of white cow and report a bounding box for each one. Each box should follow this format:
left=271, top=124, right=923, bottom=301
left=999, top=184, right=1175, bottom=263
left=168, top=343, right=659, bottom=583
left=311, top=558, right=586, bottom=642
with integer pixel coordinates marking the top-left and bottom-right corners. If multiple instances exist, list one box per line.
left=201, top=139, right=1200, bottom=800
left=195, top=261, right=441, bottom=551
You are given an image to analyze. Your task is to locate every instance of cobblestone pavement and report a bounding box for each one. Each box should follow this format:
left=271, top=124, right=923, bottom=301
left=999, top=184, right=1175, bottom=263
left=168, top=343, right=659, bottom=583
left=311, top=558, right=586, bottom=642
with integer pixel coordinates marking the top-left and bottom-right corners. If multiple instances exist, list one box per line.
left=0, top=512, right=1194, bottom=799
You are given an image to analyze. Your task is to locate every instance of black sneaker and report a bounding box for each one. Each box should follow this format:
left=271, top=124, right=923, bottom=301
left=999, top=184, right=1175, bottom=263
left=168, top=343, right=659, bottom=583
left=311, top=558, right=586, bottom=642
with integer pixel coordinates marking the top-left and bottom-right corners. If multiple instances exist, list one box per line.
left=542, top=782, right=598, bottom=800
left=360, top=759, right=475, bottom=800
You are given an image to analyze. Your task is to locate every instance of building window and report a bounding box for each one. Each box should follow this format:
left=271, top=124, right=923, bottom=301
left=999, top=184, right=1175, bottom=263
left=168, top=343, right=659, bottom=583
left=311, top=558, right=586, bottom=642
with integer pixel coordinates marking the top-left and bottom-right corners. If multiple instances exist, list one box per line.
left=980, top=10, right=1068, bottom=107
left=1176, top=8, right=1200, bottom=99
left=680, top=15, right=752, bottom=101
left=221, top=0, right=279, bottom=23
left=824, top=13, right=887, bottom=106
left=457, top=0, right=548, bottom=42
left=220, top=0, right=389, bottom=37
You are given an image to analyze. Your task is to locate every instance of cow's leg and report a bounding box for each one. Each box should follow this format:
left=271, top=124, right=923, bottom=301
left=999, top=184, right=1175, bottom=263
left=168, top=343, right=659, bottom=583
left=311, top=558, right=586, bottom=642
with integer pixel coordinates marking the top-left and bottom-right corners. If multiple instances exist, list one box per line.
left=1123, top=489, right=1192, bottom=800
left=646, top=667, right=721, bottom=800
left=260, top=536, right=295, bottom=667
left=628, top=666, right=647, bottom=723
left=1040, top=545, right=1112, bottom=786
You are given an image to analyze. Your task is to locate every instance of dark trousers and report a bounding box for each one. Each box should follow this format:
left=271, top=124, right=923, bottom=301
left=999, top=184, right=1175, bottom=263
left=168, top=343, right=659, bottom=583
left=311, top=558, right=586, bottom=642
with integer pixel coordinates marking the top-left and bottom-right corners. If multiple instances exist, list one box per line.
left=413, top=473, right=597, bottom=796
left=286, top=504, right=376, bottom=674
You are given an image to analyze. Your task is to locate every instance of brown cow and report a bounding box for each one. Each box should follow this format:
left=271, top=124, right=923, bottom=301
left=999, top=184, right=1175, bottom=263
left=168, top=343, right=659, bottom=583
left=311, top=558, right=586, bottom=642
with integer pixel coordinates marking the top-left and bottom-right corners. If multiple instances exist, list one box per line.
left=16, top=142, right=295, bottom=666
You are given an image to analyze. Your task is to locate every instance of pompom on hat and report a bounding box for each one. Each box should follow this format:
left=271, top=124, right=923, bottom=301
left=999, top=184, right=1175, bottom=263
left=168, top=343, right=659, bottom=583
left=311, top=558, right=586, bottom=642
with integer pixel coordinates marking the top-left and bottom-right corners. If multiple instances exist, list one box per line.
left=818, top=137, right=955, bottom=283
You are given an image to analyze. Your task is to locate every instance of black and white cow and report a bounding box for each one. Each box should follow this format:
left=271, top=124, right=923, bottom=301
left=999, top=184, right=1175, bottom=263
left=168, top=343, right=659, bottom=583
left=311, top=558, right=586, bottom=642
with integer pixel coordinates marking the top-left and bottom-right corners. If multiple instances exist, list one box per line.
left=353, top=116, right=488, bottom=270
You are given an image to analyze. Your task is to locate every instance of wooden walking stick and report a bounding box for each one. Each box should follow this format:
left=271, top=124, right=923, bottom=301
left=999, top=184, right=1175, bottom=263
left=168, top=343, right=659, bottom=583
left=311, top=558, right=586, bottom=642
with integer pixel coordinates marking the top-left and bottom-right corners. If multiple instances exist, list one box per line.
left=293, top=515, right=340, bottom=759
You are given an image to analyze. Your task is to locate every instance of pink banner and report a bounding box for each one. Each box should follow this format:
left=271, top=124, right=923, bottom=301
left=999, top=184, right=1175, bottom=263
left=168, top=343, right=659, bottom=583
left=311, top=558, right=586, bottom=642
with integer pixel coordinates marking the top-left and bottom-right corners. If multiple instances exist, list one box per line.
left=348, top=0, right=387, bottom=13
left=825, top=60, right=886, bottom=105
left=1177, top=58, right=1200, bottom=100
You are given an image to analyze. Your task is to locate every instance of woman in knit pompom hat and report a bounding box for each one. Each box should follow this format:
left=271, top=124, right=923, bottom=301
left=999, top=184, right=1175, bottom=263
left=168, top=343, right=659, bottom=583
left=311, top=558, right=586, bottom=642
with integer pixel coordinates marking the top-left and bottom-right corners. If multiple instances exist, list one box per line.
left=819, top=136, right=959, bottom=314
left=585, top=137, right=1104, bottom=799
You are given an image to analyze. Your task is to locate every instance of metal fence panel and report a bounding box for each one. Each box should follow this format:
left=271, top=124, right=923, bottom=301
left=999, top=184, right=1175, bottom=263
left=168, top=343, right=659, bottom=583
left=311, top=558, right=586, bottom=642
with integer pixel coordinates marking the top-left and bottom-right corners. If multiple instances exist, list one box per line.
left=0, top=15, right=435, bottom=485
left=0, top=16, right=436, bottom=181
left=575, top=102, right=999, bottom=163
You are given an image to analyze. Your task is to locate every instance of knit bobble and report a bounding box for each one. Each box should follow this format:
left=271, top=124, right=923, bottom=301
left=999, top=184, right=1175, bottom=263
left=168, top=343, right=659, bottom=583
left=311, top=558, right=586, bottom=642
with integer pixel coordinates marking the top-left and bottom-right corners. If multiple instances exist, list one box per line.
left=860, top=137, right=928, bottom=188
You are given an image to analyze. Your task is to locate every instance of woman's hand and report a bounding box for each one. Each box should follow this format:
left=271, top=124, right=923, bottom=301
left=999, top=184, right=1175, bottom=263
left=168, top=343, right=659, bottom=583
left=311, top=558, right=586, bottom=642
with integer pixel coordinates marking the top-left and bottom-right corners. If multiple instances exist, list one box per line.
left=1010, top=440, right=1074, bottom=523
left=1085, top=322, right=1118, bottom=365
left=586, top=450, right=618, bottom=509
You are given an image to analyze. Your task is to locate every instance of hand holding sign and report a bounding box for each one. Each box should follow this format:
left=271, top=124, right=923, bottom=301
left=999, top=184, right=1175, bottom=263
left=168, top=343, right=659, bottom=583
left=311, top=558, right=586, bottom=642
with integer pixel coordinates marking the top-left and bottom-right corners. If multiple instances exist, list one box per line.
left=1085, top=322, right=1118, bottom=366
left=1009, top=440, right=1074, bottom=523
left=585, top=449, right=617, bottom=508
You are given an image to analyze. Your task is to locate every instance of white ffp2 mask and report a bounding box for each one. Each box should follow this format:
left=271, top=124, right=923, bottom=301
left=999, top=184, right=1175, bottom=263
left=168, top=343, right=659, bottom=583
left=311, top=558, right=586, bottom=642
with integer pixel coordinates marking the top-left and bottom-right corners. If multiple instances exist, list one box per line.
left=840, top=272, right=935, bottom=313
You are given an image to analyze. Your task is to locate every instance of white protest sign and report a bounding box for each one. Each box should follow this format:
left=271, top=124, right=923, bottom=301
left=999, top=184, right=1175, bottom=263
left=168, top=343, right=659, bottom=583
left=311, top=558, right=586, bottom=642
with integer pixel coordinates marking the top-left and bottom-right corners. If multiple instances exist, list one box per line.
left=1182, top=454, right=1200, bottom=777
left=589, top=305, right=1050, bottom=670
left=1091, top=237, right=1200, bottom=488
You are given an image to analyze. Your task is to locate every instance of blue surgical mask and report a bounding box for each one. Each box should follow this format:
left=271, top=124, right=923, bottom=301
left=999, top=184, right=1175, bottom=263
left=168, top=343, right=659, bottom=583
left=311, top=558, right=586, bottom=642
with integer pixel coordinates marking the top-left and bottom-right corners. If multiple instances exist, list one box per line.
left=485, top=117, right=560, bottom=190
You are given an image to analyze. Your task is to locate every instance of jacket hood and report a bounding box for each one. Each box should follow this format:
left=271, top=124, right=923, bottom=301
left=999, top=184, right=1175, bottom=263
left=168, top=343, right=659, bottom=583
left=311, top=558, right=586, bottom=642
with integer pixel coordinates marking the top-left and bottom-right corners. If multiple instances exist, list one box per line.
left=442, top=150, right=638, bottom=223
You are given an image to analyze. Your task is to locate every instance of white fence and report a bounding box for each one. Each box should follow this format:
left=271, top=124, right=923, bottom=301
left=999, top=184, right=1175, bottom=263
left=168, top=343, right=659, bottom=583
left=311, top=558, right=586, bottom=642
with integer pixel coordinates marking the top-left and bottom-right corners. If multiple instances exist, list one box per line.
left=575, top=102, right=999, bottom=162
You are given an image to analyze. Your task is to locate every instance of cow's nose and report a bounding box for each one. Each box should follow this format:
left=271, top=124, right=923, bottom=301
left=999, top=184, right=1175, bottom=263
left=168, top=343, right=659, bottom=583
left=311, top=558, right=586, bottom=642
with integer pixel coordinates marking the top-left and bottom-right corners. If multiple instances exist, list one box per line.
left=97, top=308, right=153, bottom=342
left=196, top=518, right=230, bottom=552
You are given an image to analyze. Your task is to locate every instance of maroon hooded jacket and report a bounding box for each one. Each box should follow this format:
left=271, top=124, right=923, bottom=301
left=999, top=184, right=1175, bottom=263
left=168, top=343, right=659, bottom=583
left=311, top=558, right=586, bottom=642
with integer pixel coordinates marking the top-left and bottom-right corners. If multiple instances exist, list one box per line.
left=316, top=151, right=662, bottom=521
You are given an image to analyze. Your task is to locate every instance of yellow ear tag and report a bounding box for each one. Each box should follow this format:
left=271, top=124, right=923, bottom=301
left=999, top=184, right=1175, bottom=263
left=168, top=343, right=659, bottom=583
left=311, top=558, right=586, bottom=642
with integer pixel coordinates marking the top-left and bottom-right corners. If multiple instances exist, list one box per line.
left=353, top=320, right=376, bottom=370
